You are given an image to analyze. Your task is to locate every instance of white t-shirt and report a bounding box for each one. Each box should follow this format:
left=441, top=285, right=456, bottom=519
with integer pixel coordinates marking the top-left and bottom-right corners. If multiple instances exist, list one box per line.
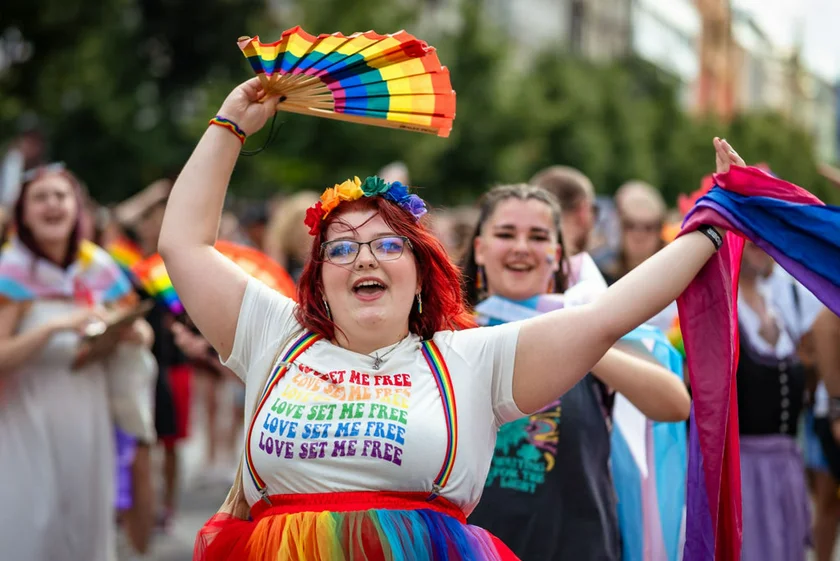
left=738, top=266, right=824, bottom=360
left=565, top=252, right=609, bottom=307
left=223, top=278, right=523, bottom=514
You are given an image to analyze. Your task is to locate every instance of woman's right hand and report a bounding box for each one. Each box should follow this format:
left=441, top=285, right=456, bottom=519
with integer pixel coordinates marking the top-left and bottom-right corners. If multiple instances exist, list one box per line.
left=216, top=77, right=280, bottom=137
left=49, top=308, right=106, bottom=335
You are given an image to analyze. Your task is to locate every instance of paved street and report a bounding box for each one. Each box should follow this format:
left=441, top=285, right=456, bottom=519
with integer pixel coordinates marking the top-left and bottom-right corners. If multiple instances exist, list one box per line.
left=118, top=383, right=239, bottom=561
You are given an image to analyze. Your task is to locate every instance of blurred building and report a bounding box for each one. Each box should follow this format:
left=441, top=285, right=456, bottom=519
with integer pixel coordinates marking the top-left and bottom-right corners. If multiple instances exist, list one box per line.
left=694, top=0, right=736, bottom=119
left=792, top=63, right=837, bottom=163
left=730, top=9, right=791, bottom=115
left=730, top=10, right=837, bottom=162
left=483, top=0, right=632, bottom=61
left=631, top=0, right=701, bottom=109
left=694, top=1, right=837, bottom=162
left=836, top=82, right=840, bottom=162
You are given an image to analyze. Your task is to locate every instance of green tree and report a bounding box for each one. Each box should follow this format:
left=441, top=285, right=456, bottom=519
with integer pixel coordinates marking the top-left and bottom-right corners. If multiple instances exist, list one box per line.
left=3, top=0, right=262, bottom=202
left=3, top=0, right=835, bottom=209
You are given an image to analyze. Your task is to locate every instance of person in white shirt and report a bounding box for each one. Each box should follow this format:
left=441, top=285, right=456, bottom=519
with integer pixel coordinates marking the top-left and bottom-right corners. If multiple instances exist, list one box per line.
left=158, top=78, right=738, bottom=560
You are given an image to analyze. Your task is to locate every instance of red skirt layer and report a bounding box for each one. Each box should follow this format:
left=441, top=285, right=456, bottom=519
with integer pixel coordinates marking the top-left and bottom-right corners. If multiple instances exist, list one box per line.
left=194, top=491, right=519, bottom=561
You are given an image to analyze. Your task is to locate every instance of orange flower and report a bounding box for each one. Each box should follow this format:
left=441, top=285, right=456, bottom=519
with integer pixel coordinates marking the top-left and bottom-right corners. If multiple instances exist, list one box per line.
left=320, top=187, right=341, bottom=216
left=336, top=176, right=363, bottom=201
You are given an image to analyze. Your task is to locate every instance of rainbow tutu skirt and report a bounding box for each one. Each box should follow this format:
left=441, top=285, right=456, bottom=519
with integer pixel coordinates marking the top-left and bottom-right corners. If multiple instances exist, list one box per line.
left=194, top=491, right=519, bottom=561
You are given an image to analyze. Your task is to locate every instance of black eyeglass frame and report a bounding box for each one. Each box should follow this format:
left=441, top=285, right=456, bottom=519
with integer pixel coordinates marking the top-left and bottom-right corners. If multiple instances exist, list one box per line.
left=320, top=235, right=413, bottom=265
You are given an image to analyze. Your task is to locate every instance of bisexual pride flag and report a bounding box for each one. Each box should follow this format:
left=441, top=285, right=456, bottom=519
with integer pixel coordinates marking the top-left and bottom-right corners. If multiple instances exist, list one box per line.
left=677, top=166, right=840, bottom=561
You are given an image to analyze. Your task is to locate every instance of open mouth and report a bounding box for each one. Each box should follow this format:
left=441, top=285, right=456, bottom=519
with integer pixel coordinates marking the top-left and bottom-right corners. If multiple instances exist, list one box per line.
left=352, top=278, right=387, bottom=297
left=42, top=215, right=66, bottom=226
left=504, top=263, right=534, bottom=273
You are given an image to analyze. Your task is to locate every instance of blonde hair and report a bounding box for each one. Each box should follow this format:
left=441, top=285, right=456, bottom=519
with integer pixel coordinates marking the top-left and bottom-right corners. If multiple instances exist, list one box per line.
left=615, top=180, right=666, bottom=221
left=530, top=166, right=595, bottom=212
left=264, top=191, right=320, bottom=266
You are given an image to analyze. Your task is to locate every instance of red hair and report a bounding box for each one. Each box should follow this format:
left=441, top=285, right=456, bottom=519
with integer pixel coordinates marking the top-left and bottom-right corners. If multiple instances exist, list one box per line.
left=295, top=196, right=475, bottom=340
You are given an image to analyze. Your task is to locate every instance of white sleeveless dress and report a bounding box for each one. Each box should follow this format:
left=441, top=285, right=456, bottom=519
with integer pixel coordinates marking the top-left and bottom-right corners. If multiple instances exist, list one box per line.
left=0, top=300, right=116, bottom=561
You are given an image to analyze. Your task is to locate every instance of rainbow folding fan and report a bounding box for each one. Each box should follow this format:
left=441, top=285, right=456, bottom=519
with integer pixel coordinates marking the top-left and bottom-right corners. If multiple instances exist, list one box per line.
left=131, top=242, right=297, bottom=316
left=238, top=26, right=456, bottom=137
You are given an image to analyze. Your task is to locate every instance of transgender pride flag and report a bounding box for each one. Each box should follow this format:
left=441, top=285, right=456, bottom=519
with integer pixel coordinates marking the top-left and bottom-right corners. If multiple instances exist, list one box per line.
left=677, top=166, right=840, bottom=561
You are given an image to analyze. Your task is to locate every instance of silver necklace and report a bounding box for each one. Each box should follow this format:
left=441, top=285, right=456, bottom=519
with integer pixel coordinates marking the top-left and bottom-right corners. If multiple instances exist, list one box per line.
left=371, top=335, right=408, bottom=370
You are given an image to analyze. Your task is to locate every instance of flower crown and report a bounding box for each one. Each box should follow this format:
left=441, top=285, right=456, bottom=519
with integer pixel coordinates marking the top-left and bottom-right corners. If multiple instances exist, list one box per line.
left=304, top=176, right=428, bottom=235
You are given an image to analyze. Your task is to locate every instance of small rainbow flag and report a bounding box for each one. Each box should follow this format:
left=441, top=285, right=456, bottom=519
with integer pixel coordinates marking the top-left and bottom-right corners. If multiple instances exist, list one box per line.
left=107, top=237, right=144, bottom=273
left=131, top=241, right=296, bottom=317
left=132, top=253, right=184, bottom=316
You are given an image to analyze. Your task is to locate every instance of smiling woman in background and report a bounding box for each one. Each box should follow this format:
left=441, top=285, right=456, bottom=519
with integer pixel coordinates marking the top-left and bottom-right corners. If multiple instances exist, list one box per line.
left=0, top=165, right=152, bottom=561
left=462, top=184, right=689, bottom=561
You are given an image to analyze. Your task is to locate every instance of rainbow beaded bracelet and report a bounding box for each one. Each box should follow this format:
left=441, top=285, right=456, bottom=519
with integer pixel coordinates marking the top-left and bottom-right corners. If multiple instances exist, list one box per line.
left=208, top=116, right=246, bottom=145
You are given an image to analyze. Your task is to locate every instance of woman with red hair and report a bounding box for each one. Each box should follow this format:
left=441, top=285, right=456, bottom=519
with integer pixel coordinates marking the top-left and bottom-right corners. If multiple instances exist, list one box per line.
left=159, top=79, right=732, bottom=560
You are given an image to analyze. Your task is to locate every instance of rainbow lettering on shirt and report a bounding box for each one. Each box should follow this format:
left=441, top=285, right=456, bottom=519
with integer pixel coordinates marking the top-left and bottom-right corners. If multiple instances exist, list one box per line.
left=246, top=331, right=322, bottom=501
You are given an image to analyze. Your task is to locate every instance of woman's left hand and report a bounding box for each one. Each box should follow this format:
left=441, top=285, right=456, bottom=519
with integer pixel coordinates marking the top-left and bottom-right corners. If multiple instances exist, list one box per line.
left=119, top=319, right=154, bottom=348
left=714, top=137, right=746, bottom=174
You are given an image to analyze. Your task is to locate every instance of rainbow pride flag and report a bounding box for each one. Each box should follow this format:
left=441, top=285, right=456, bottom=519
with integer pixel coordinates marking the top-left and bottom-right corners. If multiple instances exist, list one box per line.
left=132, top=253, right=184, bottom=316
left=107, top=237, right=144, bottom=275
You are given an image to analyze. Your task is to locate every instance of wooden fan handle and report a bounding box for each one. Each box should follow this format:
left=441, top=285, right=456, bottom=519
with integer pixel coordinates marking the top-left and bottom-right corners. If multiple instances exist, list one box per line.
left=274, top=103, right=448, bottom=137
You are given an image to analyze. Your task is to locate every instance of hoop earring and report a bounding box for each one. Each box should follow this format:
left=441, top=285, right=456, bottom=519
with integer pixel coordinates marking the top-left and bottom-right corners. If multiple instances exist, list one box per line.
left=416, top=293, right=423, bottom=315
left=323, top=298, right=332, bottom=320
left=476, top=265, right=486, bottom=292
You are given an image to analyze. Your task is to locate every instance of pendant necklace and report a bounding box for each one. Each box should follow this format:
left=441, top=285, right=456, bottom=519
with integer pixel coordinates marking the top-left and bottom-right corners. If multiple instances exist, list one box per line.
left=371, top=335, right=409, bottom=370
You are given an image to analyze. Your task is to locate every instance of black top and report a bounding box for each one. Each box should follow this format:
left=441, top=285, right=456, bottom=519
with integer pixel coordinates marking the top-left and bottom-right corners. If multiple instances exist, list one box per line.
left=469, top=375, right=621, bottom=561
left=143, top=296, right=188, bottom=439
left=736, top=330, right=805, bottom=437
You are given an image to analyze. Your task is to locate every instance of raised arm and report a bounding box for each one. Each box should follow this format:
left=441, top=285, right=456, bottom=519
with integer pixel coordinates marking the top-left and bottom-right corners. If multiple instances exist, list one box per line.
left=158, top=79, right=278, bottom=360
left=512, top=137, right=742, bottom=414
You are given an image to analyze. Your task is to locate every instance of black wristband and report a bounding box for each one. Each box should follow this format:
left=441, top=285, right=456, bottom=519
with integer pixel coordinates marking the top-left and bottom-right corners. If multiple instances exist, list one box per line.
left=697, top=224, right=723, bottom=251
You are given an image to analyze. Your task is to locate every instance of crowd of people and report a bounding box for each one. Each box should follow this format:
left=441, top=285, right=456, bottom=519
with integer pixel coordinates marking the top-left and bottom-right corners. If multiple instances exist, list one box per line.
left=1, top=77, right=839, bottom=561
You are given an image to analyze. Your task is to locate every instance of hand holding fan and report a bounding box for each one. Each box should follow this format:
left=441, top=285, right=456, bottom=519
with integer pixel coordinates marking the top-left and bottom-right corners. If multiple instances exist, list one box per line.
left=238, top=26, right=456, bottom=137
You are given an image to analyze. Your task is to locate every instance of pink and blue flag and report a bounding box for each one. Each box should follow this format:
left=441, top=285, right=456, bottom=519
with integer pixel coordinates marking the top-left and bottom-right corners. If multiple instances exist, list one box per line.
left=678, top=165, right=840, bottom=561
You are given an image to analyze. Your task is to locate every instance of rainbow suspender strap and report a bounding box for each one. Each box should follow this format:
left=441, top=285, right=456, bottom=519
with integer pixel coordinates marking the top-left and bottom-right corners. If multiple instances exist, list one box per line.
left=245, top=333, right=458, bottom=505
left=421, top=339, right=458, bottom=500
left=246, top=331, right=322, bottom=503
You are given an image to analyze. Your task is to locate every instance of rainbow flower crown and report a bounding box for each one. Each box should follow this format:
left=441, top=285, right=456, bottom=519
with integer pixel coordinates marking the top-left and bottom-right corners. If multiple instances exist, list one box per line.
left=304, top=176, right=428, bottom=235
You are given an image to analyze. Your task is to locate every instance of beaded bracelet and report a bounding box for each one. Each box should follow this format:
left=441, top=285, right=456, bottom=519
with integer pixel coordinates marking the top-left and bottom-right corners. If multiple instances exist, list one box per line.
left=208, top=116, right=246, bottom=145
left=697, top=224, right=723, bottom=251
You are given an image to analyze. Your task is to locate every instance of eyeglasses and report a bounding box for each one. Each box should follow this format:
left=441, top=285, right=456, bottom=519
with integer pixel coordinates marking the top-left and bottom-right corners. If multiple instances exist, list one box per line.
left=321, top=236, right=411, bottom=265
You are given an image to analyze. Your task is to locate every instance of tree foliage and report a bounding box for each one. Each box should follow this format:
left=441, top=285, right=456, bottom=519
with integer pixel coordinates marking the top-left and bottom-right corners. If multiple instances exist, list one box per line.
left=2, top=0, right=836, bottom=206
